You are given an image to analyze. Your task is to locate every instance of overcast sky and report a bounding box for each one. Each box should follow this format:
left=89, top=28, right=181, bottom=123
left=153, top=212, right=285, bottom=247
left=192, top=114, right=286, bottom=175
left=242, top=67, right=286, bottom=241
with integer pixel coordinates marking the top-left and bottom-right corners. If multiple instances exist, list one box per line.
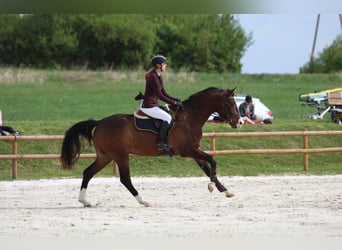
left=236, top=14, right=342, bottom=74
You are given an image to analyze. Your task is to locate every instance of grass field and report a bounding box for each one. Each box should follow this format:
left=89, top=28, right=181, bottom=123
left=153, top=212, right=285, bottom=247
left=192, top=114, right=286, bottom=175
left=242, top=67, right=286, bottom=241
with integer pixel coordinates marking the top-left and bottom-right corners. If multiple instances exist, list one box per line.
left=0, top=68, right=341, bottom=180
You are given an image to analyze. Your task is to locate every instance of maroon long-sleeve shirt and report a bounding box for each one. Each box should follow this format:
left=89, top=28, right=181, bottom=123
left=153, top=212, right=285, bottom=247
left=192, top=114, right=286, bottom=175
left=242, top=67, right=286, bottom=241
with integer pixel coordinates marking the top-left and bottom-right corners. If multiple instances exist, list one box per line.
left=142, top=70, right=178, bottom=108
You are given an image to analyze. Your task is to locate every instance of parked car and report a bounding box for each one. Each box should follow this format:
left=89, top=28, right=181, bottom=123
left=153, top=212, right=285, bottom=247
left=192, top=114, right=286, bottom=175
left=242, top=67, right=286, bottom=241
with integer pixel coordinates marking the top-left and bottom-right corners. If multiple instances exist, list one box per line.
left=208, top=94, right=274, bottom=122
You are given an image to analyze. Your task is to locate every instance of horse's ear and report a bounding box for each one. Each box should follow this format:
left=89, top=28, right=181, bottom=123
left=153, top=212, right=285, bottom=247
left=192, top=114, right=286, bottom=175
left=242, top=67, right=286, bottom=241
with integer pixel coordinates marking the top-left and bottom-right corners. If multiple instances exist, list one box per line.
left=227, top=87, right=237, bottom=96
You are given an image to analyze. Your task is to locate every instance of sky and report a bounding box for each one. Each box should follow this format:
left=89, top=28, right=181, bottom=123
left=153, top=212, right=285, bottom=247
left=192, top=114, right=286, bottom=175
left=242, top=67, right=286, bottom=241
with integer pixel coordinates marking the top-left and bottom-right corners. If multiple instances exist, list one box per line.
left=236, top=14, right=342, bottom=74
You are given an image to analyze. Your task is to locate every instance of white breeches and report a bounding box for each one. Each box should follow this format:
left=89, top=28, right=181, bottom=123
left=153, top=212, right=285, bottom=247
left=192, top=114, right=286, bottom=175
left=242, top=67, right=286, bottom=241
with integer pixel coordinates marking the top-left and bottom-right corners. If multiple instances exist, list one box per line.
left=140, top=106, right=172, bottom=124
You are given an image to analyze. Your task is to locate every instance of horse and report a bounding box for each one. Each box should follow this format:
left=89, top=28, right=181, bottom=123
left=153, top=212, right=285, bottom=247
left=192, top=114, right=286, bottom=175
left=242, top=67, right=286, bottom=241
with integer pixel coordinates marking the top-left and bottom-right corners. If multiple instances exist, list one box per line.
left=60, top=87, right=243, bottom=207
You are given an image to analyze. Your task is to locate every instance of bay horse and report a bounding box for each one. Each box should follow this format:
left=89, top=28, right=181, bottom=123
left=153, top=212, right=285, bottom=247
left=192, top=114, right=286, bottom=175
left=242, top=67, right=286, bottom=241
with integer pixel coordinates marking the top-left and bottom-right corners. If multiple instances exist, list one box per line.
left=61, top=87, right=243, bottom=207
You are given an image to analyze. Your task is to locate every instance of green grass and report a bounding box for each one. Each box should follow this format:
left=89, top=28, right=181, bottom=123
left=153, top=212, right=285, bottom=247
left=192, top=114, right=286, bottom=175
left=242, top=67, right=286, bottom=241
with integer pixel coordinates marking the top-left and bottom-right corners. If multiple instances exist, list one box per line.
left=0, top=68, right=341, bottom=180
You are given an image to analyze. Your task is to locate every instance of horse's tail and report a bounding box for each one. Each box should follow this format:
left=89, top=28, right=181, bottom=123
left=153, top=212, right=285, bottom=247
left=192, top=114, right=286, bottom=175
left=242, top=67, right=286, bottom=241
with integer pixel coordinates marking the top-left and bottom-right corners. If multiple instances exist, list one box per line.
left=61, top=119, right=99, bottom=170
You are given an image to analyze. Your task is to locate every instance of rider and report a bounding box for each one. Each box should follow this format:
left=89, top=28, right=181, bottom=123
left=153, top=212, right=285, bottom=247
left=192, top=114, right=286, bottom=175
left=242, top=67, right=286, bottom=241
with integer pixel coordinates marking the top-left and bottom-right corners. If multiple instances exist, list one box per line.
left=140, top=54, right=184, bottom=151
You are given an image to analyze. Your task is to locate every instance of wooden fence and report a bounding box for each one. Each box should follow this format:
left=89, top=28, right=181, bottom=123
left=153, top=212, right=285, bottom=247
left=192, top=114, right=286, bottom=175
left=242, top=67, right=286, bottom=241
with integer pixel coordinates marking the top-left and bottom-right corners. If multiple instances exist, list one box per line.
left=1, top=131, right=342, bottom=179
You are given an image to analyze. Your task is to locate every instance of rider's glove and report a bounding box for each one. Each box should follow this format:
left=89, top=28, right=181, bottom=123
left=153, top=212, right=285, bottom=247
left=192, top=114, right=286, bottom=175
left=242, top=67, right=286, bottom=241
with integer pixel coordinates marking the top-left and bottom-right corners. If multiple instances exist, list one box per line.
left=175, top=101, right=184, bottom=109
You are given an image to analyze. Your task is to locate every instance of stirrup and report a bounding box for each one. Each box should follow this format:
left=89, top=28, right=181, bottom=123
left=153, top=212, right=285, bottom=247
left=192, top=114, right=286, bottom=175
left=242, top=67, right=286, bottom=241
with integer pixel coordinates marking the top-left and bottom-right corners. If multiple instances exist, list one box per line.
left=157, top=142, right=172, bottom=151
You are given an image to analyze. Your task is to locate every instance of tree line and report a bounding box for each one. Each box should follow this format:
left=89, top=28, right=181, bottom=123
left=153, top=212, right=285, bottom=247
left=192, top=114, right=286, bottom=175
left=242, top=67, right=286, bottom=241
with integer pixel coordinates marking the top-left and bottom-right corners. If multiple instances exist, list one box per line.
left=300, top=34, right=342, bottom=73
left=0, top=14, right=251, bottom=73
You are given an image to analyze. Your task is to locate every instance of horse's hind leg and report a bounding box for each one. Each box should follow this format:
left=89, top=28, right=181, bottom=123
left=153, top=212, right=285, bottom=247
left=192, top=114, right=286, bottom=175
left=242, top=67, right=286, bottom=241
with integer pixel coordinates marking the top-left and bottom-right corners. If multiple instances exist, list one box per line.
left=116, top=157, right=150, bottom=207
left=79, top=156, right=111, bottom=207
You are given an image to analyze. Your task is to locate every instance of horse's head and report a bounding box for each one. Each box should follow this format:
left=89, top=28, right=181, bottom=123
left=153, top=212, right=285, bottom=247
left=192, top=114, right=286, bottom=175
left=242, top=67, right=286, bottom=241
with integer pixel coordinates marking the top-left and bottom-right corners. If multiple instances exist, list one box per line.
left=217, top=88, right=244, bottom=129
left=178, top=87, right=243, bottom=129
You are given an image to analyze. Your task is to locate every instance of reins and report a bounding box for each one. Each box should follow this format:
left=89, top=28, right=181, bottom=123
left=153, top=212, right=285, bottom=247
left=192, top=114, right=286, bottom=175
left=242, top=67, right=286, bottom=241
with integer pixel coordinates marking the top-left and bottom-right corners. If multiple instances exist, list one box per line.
left=175, top=102, right=238, bottom=123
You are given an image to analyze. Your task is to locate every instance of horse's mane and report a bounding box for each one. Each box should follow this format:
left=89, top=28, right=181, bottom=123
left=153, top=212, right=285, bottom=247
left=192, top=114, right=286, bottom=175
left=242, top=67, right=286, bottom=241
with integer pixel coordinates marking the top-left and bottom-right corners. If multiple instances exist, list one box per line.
left=184, top=87, right=223, bottom=102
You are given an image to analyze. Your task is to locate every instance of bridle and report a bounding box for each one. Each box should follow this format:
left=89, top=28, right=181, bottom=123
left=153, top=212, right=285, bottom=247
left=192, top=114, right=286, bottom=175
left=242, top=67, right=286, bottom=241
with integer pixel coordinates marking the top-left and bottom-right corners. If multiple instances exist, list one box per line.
left=221, top=99, right=241, bottom=124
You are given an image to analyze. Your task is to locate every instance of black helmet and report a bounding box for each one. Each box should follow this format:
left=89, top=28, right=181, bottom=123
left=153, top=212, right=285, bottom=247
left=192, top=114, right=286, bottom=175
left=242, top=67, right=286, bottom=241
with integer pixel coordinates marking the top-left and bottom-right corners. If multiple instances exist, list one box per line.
left=151, top=55, right=167, bottom=67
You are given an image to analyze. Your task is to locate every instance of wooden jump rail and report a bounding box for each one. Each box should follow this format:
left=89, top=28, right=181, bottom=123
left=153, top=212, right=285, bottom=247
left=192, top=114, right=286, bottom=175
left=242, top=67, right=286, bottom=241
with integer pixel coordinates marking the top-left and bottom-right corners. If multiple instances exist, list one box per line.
left=1, top=131, right=342, bottom=179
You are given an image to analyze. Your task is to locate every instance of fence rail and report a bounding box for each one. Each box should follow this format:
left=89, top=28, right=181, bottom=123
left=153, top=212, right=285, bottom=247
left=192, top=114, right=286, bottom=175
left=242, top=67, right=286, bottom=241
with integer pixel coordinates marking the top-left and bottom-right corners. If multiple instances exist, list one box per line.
left=1, top=131, right=342, bottom=179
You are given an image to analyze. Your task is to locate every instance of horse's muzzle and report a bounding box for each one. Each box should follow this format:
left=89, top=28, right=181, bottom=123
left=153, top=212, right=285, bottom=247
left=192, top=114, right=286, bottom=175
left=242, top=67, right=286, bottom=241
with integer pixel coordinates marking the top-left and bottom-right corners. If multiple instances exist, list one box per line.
left=236, top=117, right=244, bottom=128
left=229, top=117, right=244, bottom=128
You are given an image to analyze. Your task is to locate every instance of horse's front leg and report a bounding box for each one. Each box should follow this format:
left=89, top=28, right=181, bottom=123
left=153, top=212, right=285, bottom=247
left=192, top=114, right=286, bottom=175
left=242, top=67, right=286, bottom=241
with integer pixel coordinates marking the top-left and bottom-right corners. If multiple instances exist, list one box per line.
left=206, top=157, right=234, bottom=198
left=192, top=151, right=234, bottom=198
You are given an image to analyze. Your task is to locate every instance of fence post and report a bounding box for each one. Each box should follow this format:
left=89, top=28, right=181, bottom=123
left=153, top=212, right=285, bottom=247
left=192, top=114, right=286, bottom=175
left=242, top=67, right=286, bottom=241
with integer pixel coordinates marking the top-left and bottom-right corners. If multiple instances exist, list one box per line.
left=12, top=137, right=18, bottom=179
left=303, top=132, right=309, bottom=172
left=210, top=133, right=216, bottom=152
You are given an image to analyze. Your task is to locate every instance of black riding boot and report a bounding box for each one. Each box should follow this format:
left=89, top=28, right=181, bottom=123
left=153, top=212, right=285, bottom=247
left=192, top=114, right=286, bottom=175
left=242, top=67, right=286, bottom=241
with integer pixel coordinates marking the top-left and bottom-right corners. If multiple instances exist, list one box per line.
left=157, top=121, right=171, bottom=151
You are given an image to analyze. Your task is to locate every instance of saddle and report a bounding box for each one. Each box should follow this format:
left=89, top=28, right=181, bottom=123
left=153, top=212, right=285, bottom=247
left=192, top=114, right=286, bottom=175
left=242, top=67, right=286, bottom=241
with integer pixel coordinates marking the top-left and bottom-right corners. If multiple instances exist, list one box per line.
left=133, top=106, right=174, bottom=134
left=133, top=110, right=161, bottom=134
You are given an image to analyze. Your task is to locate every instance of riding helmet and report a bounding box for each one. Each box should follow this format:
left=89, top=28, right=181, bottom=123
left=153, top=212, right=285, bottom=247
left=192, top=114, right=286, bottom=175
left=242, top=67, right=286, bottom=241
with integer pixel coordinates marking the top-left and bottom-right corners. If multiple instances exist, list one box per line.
left=151, top=55, right=167, bottom=67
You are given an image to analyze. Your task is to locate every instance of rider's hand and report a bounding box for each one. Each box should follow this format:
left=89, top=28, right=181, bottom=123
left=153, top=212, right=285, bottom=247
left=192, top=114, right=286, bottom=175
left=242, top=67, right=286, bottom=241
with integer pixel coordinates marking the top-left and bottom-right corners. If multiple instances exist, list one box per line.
left=175, top=101, right=184, bottom=109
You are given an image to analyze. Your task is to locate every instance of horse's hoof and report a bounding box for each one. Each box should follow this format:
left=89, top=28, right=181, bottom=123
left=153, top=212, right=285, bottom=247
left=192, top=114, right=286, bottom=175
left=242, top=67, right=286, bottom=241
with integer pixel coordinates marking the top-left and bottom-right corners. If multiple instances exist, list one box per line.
left=141, top=201, right=151, bottom=207
left=79, top=199, right=92, bottom=207
left=208, top=182, right=215, bottom=193
left=224, top=191, right=234, bottom=198
left=135, top=194, right=151, bottom=207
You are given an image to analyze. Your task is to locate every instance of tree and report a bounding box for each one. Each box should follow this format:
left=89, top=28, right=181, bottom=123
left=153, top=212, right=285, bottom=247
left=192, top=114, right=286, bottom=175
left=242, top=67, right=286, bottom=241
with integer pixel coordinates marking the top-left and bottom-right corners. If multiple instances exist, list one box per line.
left=0, top=14, right=251, bottom=72
left=300, top=35, right=342, bottom=73
left=151, top=14, right=251, bottom=72
left=0, top=14, right=78, bottom=68
left=0, top=15, right=22, bottom=66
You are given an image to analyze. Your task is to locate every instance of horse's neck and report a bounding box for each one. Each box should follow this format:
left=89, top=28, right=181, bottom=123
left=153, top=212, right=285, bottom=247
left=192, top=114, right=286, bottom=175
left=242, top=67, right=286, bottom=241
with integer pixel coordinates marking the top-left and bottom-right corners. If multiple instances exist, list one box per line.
left=187, top=97, right=217, bottom=117
left=179, top=101, right=216, bottom=128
